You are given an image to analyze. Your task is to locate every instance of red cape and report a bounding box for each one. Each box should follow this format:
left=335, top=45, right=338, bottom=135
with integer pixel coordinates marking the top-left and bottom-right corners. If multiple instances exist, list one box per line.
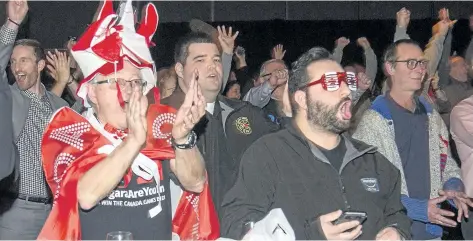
left=38, top=102, right=176, bottom=240
left=38, top=95, right=219, bottom=240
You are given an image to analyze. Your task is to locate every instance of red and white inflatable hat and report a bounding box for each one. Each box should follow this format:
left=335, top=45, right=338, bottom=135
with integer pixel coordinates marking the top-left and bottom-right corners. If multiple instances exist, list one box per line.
left=71, top=0, right=159, bottom=108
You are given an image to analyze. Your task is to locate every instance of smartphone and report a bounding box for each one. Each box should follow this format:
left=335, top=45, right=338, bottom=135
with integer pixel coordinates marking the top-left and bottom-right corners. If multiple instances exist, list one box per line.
left=332, top=211, right=367, bottom=225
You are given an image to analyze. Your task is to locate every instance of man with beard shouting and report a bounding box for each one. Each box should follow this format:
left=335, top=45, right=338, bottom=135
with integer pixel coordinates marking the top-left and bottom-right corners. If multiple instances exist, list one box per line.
left=220, top=47, right=411, bottom=240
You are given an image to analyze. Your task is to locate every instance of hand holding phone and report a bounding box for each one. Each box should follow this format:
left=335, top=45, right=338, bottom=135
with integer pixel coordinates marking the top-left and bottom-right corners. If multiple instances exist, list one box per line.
left=332, top=211, right=367, bottom=225
left=319, top=210, right=363, bottom=240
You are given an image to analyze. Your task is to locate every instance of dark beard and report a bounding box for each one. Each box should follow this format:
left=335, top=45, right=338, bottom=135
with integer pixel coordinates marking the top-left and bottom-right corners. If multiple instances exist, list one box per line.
left=306, top=95, right=351, bottom=134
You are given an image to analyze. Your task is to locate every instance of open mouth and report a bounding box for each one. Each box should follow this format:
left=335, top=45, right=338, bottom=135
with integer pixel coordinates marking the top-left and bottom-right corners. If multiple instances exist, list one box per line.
left=16, top=73, right=26, bottom=82
left=339, top=100, right=352, bottom=120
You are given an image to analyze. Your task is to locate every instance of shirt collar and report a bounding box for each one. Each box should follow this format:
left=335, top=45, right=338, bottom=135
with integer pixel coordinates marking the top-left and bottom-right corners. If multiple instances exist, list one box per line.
left=22, top=84, right=47, bottom=100
left=206, top=102, right=215, bottom=115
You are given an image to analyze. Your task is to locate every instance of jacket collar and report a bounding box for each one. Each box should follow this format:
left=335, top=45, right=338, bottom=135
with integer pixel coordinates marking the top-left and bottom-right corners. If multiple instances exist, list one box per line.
left=13, top=82, right=64, bottom=110
left=371, top=94, right=432, bottom=120
left=286, top=121, right=376, bottom=173
left=217, top=94, right=246, bottom=110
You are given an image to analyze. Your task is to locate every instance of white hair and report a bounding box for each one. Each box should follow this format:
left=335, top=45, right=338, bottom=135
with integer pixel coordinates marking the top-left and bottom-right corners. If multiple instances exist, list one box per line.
left=259, top=59, right=287, bottom=76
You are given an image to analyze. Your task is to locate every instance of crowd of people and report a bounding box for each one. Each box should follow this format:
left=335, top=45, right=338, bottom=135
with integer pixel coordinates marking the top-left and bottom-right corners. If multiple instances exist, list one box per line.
left=1, top=0, right=473, bottom=240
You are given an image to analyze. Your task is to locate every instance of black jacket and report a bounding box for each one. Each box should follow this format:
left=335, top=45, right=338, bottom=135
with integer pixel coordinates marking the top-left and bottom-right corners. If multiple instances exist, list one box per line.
left=163, top=90, right=280, bottom=211
left=220, top=122, right=411, bottom=240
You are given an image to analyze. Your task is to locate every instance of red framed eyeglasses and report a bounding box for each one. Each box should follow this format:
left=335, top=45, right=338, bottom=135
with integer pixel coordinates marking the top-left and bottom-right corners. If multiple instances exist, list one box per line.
left=300, top=72, right=358, bottom=91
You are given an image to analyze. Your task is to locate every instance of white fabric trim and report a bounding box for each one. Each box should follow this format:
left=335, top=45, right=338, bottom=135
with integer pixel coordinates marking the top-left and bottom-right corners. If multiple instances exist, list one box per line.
left=85, top=108, right=162, bottom=218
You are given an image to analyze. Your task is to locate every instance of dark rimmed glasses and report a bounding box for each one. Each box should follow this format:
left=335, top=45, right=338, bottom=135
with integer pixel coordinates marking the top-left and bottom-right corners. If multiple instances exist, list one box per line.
left=393, top=59, right=429, bottom=70
left=300, top=72, right=358, bottom=91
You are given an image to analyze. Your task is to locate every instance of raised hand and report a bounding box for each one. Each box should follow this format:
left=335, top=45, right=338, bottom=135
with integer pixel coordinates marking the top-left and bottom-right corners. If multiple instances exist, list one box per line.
left=171, top=69, right=206, bottom=144
left=46, top=50, right=71, bottom=84
left=439, top=8, right=449, bottom=21
left=335, top=37, right=350, bottom=49
left=217, top=25, right=239, bottom=55
left=357, top=72, right=372, bottom=91
left=438, top=8, right=457, bottom=29
left=319, top=210, right=362, bottom=240
left=433, top=20, right=451, bottom=36
left=281, top=80, right=292, bottom=117
left=356, top=37, right=371, bottom=50
left=233, top=45, right=246, bottom=62
left=268, top=69, right=288, bottom=89
left=396, top=8, right=411, bottom=28
left=126, top=87, right=148, bottom=147
left=66, top=38, right=78, bottom=69
left=7, top=0, right=28, bottom=25
left=271, top=44, right=286, bottom=60
left=431, top=74, right=439, bottom=88
left=427, top=195, right=457, bottom=227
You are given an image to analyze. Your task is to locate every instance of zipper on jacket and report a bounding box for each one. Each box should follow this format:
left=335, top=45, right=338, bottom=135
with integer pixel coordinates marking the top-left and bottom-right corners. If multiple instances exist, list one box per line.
left=330, top=165, right=350, bottom=210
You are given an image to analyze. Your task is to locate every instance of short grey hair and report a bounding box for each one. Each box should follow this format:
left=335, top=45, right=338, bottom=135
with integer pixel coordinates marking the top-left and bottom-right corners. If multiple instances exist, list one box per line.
left=382, top=39, right=420, bottom=66
left=259, top=59, right=287, bottom=76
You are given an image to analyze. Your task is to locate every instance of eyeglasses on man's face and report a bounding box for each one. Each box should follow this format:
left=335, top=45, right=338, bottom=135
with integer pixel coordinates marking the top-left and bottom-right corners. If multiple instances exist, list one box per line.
left=94, top=78, right=147, bottom=92
left=393, top=59, right=429, bottom=70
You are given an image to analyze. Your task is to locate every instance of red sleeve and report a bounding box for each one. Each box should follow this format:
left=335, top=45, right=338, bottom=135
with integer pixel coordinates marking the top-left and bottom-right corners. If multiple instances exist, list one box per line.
left=39, top=107, right=110, bottom=240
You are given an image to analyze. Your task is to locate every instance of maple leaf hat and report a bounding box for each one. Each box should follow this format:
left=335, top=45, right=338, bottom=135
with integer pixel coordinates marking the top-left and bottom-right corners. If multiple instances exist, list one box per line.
left=71, top=0, right=159, bottom=109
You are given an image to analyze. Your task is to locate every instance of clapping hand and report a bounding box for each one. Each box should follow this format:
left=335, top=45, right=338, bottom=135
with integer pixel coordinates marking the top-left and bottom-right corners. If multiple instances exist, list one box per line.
left=171, top=69, right=206, bottom=144
left=46, top=50, right=71, bottom=84
left=126, top=86, right=149, bottom=147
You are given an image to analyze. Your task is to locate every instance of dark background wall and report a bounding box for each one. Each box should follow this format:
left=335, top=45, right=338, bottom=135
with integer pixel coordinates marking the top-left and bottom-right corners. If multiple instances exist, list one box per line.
left=21, top=1, right=473, bottom=46
left=10, top=1, right=473, bottom=76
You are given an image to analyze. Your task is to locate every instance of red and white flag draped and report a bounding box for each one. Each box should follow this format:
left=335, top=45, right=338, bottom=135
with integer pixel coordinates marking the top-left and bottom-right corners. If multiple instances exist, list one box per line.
left=37, top=0, right=220, bottom=239
left=38, top=89, right=220, bottom=240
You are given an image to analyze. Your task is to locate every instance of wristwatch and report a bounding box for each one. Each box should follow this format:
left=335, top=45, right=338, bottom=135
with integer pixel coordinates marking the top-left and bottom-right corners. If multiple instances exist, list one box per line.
left=171, top=131, right=197, bottom=150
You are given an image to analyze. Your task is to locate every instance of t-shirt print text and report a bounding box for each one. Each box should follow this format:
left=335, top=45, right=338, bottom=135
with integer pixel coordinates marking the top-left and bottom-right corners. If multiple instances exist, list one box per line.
left=100, top=184, right=166, bottom=208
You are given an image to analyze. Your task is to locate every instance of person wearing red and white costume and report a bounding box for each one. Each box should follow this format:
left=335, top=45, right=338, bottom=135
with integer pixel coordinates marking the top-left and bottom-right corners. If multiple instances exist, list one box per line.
left=38, top=0, right=206, bottom=240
